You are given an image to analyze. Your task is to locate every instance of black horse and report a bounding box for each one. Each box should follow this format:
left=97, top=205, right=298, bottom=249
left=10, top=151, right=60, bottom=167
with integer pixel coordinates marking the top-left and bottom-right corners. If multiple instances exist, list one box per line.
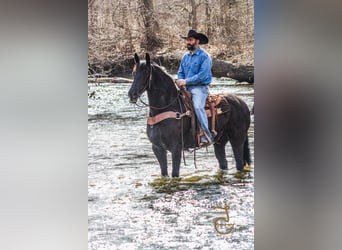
left=128, top=53, right=251, bottom=177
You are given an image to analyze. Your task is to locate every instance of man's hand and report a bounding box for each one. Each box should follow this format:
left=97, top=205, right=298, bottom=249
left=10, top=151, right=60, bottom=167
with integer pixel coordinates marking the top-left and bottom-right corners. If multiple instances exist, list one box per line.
left=176, top=79, right=186, bottom=87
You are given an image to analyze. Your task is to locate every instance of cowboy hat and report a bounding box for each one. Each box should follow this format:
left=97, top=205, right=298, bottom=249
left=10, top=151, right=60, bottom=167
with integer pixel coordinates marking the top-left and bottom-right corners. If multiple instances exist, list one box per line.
left=180, top=29, right=209, bottom=44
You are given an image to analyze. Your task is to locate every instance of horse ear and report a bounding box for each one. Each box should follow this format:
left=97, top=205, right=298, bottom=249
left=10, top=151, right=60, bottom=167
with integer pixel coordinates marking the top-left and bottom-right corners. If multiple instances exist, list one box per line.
left=134, top=53, right=140, bottom=64
left=146, top=53, right=150, bottom=66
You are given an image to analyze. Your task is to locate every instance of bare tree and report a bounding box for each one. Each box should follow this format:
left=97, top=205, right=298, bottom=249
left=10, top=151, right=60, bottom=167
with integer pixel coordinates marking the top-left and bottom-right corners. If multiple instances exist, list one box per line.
left=88, top=0, right=254, bottom=65
left=204, top=0, right=212, bottom=38
left=139, top=0, right=162, bottom=52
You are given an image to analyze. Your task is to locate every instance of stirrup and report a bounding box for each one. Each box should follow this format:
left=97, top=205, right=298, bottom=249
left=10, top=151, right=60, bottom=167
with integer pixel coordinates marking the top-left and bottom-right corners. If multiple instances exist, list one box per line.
left=199, top=137, right=212, bottom=147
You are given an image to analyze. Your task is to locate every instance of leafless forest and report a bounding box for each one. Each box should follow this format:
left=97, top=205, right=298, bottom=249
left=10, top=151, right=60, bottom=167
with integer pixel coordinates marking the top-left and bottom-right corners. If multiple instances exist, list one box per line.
left=88, top=0, right=254, bottom=78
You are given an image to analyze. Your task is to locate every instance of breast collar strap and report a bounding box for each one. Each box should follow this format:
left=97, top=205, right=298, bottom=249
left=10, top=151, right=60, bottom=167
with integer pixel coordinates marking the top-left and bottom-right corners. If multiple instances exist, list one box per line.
left=147, top=110, right=191, bottom=126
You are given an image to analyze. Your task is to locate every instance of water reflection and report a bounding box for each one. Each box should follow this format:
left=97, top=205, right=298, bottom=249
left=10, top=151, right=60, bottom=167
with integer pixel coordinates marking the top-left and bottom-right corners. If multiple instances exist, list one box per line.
left=88, top=79, right=254, bottom=249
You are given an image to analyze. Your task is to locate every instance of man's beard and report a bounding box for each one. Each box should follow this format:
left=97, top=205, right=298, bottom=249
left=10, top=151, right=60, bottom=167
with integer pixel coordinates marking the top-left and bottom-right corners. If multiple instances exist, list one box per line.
left=187, top=44, right=196, bottom=51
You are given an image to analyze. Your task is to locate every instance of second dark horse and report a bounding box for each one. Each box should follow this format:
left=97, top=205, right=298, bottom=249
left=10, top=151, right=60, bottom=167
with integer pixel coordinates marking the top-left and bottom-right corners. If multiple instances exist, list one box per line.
left=128, top=53, right=251, bottom=177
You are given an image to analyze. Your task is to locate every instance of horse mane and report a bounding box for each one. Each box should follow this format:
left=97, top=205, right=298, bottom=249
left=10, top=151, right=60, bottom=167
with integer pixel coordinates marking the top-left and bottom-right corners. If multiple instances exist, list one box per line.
left=151, top=62, right=175, bottom=84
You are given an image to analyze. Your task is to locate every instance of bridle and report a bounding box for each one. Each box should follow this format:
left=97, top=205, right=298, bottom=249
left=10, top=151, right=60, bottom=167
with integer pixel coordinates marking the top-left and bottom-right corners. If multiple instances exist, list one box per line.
left=134, top=64, right=181, bottom=110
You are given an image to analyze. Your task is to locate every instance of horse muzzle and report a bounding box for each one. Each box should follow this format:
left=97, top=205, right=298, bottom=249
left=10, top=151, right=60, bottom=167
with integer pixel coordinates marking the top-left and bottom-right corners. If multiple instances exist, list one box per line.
left=128, top=94, right=138, bottom=104
left=128, top=89, right=137, bottom=103
left=129, top=98, right=137, bottom=104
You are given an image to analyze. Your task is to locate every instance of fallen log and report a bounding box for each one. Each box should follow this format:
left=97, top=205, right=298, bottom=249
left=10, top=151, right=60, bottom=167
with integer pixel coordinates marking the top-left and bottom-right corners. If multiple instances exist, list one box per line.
left=88, top=77, right=132, bottom=84
left=212, top=59, right=254, bottom=84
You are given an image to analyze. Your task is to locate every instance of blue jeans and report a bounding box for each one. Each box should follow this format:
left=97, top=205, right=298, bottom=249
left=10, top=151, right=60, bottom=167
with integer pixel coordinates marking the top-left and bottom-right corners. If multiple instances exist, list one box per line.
left=188, top=86, right=213, bottom=140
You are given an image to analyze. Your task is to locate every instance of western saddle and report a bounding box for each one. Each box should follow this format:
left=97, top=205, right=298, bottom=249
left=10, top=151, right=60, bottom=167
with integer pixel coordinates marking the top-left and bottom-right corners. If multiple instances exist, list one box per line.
left=179, top=88, right=230, bottom=147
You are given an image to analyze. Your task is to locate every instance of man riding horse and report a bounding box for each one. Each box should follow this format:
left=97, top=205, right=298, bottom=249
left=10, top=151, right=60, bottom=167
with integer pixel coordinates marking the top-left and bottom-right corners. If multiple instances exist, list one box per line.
left=176, top=30, right=213, bottom=147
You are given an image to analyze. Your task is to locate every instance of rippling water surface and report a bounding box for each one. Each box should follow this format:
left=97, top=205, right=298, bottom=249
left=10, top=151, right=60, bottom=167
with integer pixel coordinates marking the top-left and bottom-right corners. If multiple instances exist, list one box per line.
left=88, top=77, right=254, bottom=249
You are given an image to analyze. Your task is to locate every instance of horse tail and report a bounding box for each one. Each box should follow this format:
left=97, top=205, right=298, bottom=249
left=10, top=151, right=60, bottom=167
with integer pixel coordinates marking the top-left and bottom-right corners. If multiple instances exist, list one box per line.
left=244, top=135, right=251, bottom=166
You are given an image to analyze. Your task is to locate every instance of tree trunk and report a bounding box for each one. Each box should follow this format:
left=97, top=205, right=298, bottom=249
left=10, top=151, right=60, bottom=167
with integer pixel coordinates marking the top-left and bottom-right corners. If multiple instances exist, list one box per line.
left=122, top=3, right=133, bottom=52
left=189, top=0, right=198, bottom=29
left=205, top=1, right=211, bottom=38
left=139, top=0, right=162, bottom=52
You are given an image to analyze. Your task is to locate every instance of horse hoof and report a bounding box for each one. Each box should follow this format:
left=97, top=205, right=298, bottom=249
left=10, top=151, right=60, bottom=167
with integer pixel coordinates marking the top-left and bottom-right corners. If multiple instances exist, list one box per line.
left=233, top=171, right=247, bottom=179
left=243, top=165, right=252, bottom=172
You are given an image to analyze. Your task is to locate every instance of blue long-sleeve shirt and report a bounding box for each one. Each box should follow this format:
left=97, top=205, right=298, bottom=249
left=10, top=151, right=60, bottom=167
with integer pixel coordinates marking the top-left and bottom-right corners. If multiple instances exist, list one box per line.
left=177, top=47, right=212, bottom=86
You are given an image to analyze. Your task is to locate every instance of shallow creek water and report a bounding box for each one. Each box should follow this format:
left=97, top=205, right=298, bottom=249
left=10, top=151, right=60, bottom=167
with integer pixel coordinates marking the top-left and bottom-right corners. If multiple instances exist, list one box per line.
left=88, top=78, right=254, bottom=249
